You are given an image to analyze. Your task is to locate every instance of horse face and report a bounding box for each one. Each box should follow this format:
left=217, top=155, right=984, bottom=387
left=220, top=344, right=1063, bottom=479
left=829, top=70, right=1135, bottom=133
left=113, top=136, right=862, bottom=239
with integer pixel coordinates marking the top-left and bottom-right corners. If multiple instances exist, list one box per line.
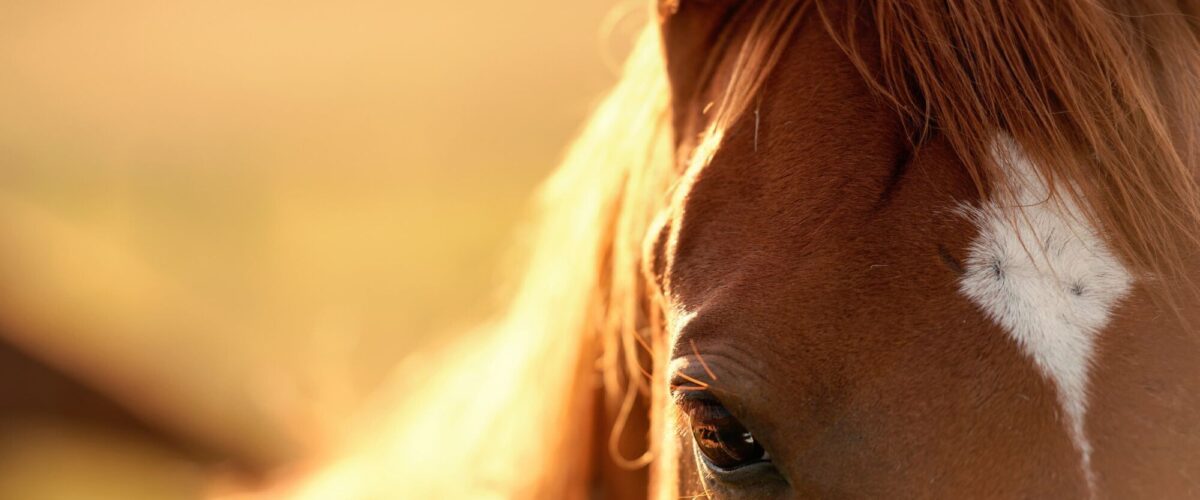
left=650, top=6, right=1088, bottom=498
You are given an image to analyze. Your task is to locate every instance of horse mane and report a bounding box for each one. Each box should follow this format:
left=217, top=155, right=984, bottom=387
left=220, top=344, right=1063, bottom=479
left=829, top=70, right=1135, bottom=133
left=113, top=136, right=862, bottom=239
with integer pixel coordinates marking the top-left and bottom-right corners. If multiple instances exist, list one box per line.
left=288, top=2, right=1200, bottom=497
left=841, top=0, right=1200, bottom=312
left=688, top=0, right=1200, bottom=311
left=686, top=0, right=1200, bottom=304
left=270, top=26, right=671, bottom=499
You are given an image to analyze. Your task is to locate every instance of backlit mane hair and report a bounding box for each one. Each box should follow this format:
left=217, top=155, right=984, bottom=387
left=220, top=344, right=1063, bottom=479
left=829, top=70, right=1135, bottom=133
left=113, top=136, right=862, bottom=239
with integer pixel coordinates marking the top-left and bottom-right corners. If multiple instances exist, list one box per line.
left=836, top=0, right=1200, bottom=310
left=313, top=2, right=1200, bottom=497
left=691, top=0, right=1200, bottom=297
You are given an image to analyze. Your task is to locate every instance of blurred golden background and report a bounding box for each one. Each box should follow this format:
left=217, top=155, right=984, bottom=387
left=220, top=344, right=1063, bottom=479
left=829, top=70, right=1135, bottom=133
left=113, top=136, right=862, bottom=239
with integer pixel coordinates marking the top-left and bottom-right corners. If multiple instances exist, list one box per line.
left=0, top=1, right=640, bottom=497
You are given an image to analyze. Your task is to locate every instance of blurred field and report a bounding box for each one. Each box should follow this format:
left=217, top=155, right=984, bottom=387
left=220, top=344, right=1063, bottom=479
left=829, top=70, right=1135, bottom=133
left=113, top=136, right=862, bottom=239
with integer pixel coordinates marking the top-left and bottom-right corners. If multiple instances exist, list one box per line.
left=0, top=1, right=639, bottom=497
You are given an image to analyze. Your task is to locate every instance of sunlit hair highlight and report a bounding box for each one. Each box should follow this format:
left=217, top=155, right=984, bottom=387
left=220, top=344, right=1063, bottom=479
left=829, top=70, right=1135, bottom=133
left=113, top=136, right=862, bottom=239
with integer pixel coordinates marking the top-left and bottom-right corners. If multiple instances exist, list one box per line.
left=836, top=0, right=1200, bottom=311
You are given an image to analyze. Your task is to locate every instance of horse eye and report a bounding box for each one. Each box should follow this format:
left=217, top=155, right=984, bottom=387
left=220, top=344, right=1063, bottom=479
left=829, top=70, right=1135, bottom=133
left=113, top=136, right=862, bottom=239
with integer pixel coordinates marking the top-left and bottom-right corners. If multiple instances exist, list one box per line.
left=680, top=396, right=769, bottom=470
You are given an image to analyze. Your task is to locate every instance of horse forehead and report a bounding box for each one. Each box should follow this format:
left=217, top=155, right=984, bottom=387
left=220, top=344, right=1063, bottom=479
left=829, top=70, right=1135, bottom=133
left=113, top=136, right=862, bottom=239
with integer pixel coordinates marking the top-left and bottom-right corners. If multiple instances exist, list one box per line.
left=661, top=33, right=907, bottom=300
left=655, top=29, right=977, bottom=348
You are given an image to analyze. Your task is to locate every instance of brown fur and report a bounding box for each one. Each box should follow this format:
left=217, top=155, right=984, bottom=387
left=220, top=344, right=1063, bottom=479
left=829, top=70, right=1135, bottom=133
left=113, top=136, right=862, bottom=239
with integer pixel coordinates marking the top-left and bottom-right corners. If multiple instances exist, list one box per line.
left=572, top=0, right=1200, bottom=498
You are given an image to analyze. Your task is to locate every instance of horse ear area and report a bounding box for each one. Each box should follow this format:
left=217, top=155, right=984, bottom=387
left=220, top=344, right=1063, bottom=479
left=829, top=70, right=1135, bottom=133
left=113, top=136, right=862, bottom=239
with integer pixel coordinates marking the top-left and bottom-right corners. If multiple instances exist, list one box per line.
left=660, top=2, right=742, bottom=106
left=659, top=0, right=741, bottom=17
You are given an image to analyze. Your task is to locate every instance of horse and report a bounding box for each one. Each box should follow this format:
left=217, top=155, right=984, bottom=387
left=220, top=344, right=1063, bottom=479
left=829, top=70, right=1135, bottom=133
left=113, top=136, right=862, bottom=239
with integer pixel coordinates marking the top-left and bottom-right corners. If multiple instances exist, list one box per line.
left=276, top=1, right=1200, bottom=498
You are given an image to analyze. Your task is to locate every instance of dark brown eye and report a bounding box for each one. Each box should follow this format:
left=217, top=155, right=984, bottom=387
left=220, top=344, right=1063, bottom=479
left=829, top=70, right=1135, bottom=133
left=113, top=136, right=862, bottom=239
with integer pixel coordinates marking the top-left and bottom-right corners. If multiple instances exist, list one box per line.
left=680, top=396, right=769, bottom=470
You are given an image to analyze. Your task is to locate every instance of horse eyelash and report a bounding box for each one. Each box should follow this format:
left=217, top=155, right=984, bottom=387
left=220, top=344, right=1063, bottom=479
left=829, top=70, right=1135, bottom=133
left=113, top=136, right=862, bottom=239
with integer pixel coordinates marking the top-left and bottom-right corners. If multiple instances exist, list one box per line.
left=677, top=395, right=733, bottom=423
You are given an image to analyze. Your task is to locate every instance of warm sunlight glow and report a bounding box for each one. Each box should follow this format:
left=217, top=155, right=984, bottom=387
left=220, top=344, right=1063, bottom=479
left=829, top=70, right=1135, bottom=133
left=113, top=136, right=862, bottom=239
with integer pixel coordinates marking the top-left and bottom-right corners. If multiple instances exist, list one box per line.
left=0, top=1, right=640, bottom=498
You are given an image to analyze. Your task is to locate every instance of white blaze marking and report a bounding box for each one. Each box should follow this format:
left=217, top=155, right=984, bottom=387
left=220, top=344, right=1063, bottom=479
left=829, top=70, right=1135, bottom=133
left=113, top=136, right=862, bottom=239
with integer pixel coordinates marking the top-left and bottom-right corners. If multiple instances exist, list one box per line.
left=958, top=137, right=1132, bottom=495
